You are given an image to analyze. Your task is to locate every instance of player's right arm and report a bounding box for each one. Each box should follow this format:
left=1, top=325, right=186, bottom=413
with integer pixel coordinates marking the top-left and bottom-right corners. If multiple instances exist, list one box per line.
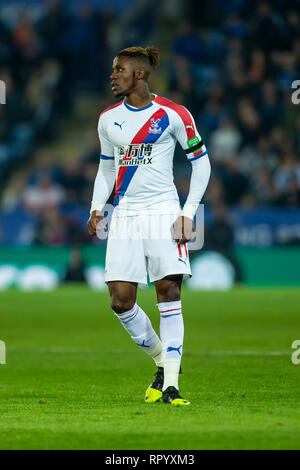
left=87, top=115, right=116, bottom=236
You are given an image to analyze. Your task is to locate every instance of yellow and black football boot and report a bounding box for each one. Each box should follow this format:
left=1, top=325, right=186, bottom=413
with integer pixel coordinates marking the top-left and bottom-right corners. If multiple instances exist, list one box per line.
left=162, top=386, right=190, bottom=406
left=145, top=367, right=164, bottom=403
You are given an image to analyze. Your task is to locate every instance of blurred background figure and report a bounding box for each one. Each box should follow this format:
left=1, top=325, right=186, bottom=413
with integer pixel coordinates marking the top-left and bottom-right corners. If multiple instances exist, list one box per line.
left=0, top=0, right=299, bottom=287
left=63, top=245, right=86, bottom=282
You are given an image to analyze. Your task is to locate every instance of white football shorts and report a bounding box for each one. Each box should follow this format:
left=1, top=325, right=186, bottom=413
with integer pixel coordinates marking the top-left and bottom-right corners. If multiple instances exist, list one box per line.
left=104, top=209, right=192, bottom=289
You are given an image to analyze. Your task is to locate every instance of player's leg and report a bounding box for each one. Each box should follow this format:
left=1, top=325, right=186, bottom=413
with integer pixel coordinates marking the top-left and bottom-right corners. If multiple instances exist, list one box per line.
left=144, top=211, right=191, bottom=405
left=154, top=275, right=190, bottom=406
left=105, top=213, right=163, bottom=368
left=108, top=280, right=163, bottom=369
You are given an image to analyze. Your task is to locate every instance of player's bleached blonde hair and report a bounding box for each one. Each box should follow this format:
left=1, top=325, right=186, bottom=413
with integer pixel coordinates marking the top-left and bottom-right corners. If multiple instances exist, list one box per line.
left=117, top=46, right=160, bottom=69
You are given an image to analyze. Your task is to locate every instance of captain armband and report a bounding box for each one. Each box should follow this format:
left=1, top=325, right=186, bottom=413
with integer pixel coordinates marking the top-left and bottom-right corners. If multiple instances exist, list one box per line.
left=184, top=139, right=204, bottom=154
left=184, top=137, right=207, bottom=161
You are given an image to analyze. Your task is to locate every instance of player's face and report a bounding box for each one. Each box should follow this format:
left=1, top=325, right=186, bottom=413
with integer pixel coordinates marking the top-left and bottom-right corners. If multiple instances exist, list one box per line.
left=110, top=56, right=136, bottom=97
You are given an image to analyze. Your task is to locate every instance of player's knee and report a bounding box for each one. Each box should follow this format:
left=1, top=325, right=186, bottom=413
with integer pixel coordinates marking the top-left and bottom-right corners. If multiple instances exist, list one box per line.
left=110, top=298, right=135, bottom=314
left=157, top=281, right=181, bottom=302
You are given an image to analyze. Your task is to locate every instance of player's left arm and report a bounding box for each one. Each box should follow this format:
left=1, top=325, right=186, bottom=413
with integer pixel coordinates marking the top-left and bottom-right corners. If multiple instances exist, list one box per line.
left=172, top=107, right=211, bottom=244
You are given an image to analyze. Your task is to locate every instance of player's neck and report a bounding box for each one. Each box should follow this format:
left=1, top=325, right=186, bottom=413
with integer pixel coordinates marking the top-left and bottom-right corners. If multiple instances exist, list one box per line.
left=125, top=86, right=155, bottom=109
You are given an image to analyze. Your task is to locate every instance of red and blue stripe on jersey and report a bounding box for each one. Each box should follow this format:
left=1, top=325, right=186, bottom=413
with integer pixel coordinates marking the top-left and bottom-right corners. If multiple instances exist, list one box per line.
left=154, top=96, right=207, bottom=161
left=114, top=107, right=169, bottom=207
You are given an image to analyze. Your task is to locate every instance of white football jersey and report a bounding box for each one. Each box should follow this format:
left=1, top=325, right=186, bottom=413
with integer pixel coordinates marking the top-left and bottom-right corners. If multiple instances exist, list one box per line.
left=97, top=95, right=207, bottom=213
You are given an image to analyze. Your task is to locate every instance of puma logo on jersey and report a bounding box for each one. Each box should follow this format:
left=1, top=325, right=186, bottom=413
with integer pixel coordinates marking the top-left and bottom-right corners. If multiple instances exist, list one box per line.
left=114, top=121, right=125, bottom=130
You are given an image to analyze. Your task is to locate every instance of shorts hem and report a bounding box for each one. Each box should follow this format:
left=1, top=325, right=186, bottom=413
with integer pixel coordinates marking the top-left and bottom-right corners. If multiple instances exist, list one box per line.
left=105, top=278, right=148, bottom=290
left=150, top=271, right=192, bottom=284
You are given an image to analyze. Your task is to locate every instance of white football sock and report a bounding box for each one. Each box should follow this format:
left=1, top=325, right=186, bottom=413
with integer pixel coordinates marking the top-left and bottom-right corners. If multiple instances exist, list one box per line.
left=114, top=303, right=163, bottom=367
left=158, top=300, right=184, bottom=391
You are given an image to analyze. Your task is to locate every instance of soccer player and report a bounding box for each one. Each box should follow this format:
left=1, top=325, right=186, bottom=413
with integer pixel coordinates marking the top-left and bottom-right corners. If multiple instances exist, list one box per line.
left=87, top=46, right=211, bottom=406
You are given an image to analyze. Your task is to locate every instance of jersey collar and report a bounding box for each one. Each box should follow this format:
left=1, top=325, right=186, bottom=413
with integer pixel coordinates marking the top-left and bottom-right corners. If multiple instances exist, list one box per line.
left=123, top=94, right=158, bottom=112
left=123, top=101, right=153, bottom=112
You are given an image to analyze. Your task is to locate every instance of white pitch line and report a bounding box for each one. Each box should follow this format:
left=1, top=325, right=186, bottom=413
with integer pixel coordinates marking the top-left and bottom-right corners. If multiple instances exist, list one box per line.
left=194, top=350, right=290, bottom=356
left=6, top=347, right=291, bottom=356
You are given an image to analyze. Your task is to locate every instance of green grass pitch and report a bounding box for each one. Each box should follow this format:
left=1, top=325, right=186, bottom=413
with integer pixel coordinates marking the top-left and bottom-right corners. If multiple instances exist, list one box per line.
left=0, top=286, right=299, bottom=450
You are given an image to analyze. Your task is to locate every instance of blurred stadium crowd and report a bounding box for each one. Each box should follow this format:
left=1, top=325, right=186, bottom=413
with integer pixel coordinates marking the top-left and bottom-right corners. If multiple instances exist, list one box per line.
left=0, top=0, right=299, bottom=248
left=0, top=0, right=113, bottom=177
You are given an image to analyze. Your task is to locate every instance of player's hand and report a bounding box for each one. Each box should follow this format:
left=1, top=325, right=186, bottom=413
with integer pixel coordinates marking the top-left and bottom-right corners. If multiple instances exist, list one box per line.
left=173, top=216, right=195, bottom=244
left=87, top=210, right=105, bottom=236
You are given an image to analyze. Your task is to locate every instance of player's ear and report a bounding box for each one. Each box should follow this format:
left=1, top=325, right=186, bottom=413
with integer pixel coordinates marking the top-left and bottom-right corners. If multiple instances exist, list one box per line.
left=134, top=68, right=145, bottom=80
